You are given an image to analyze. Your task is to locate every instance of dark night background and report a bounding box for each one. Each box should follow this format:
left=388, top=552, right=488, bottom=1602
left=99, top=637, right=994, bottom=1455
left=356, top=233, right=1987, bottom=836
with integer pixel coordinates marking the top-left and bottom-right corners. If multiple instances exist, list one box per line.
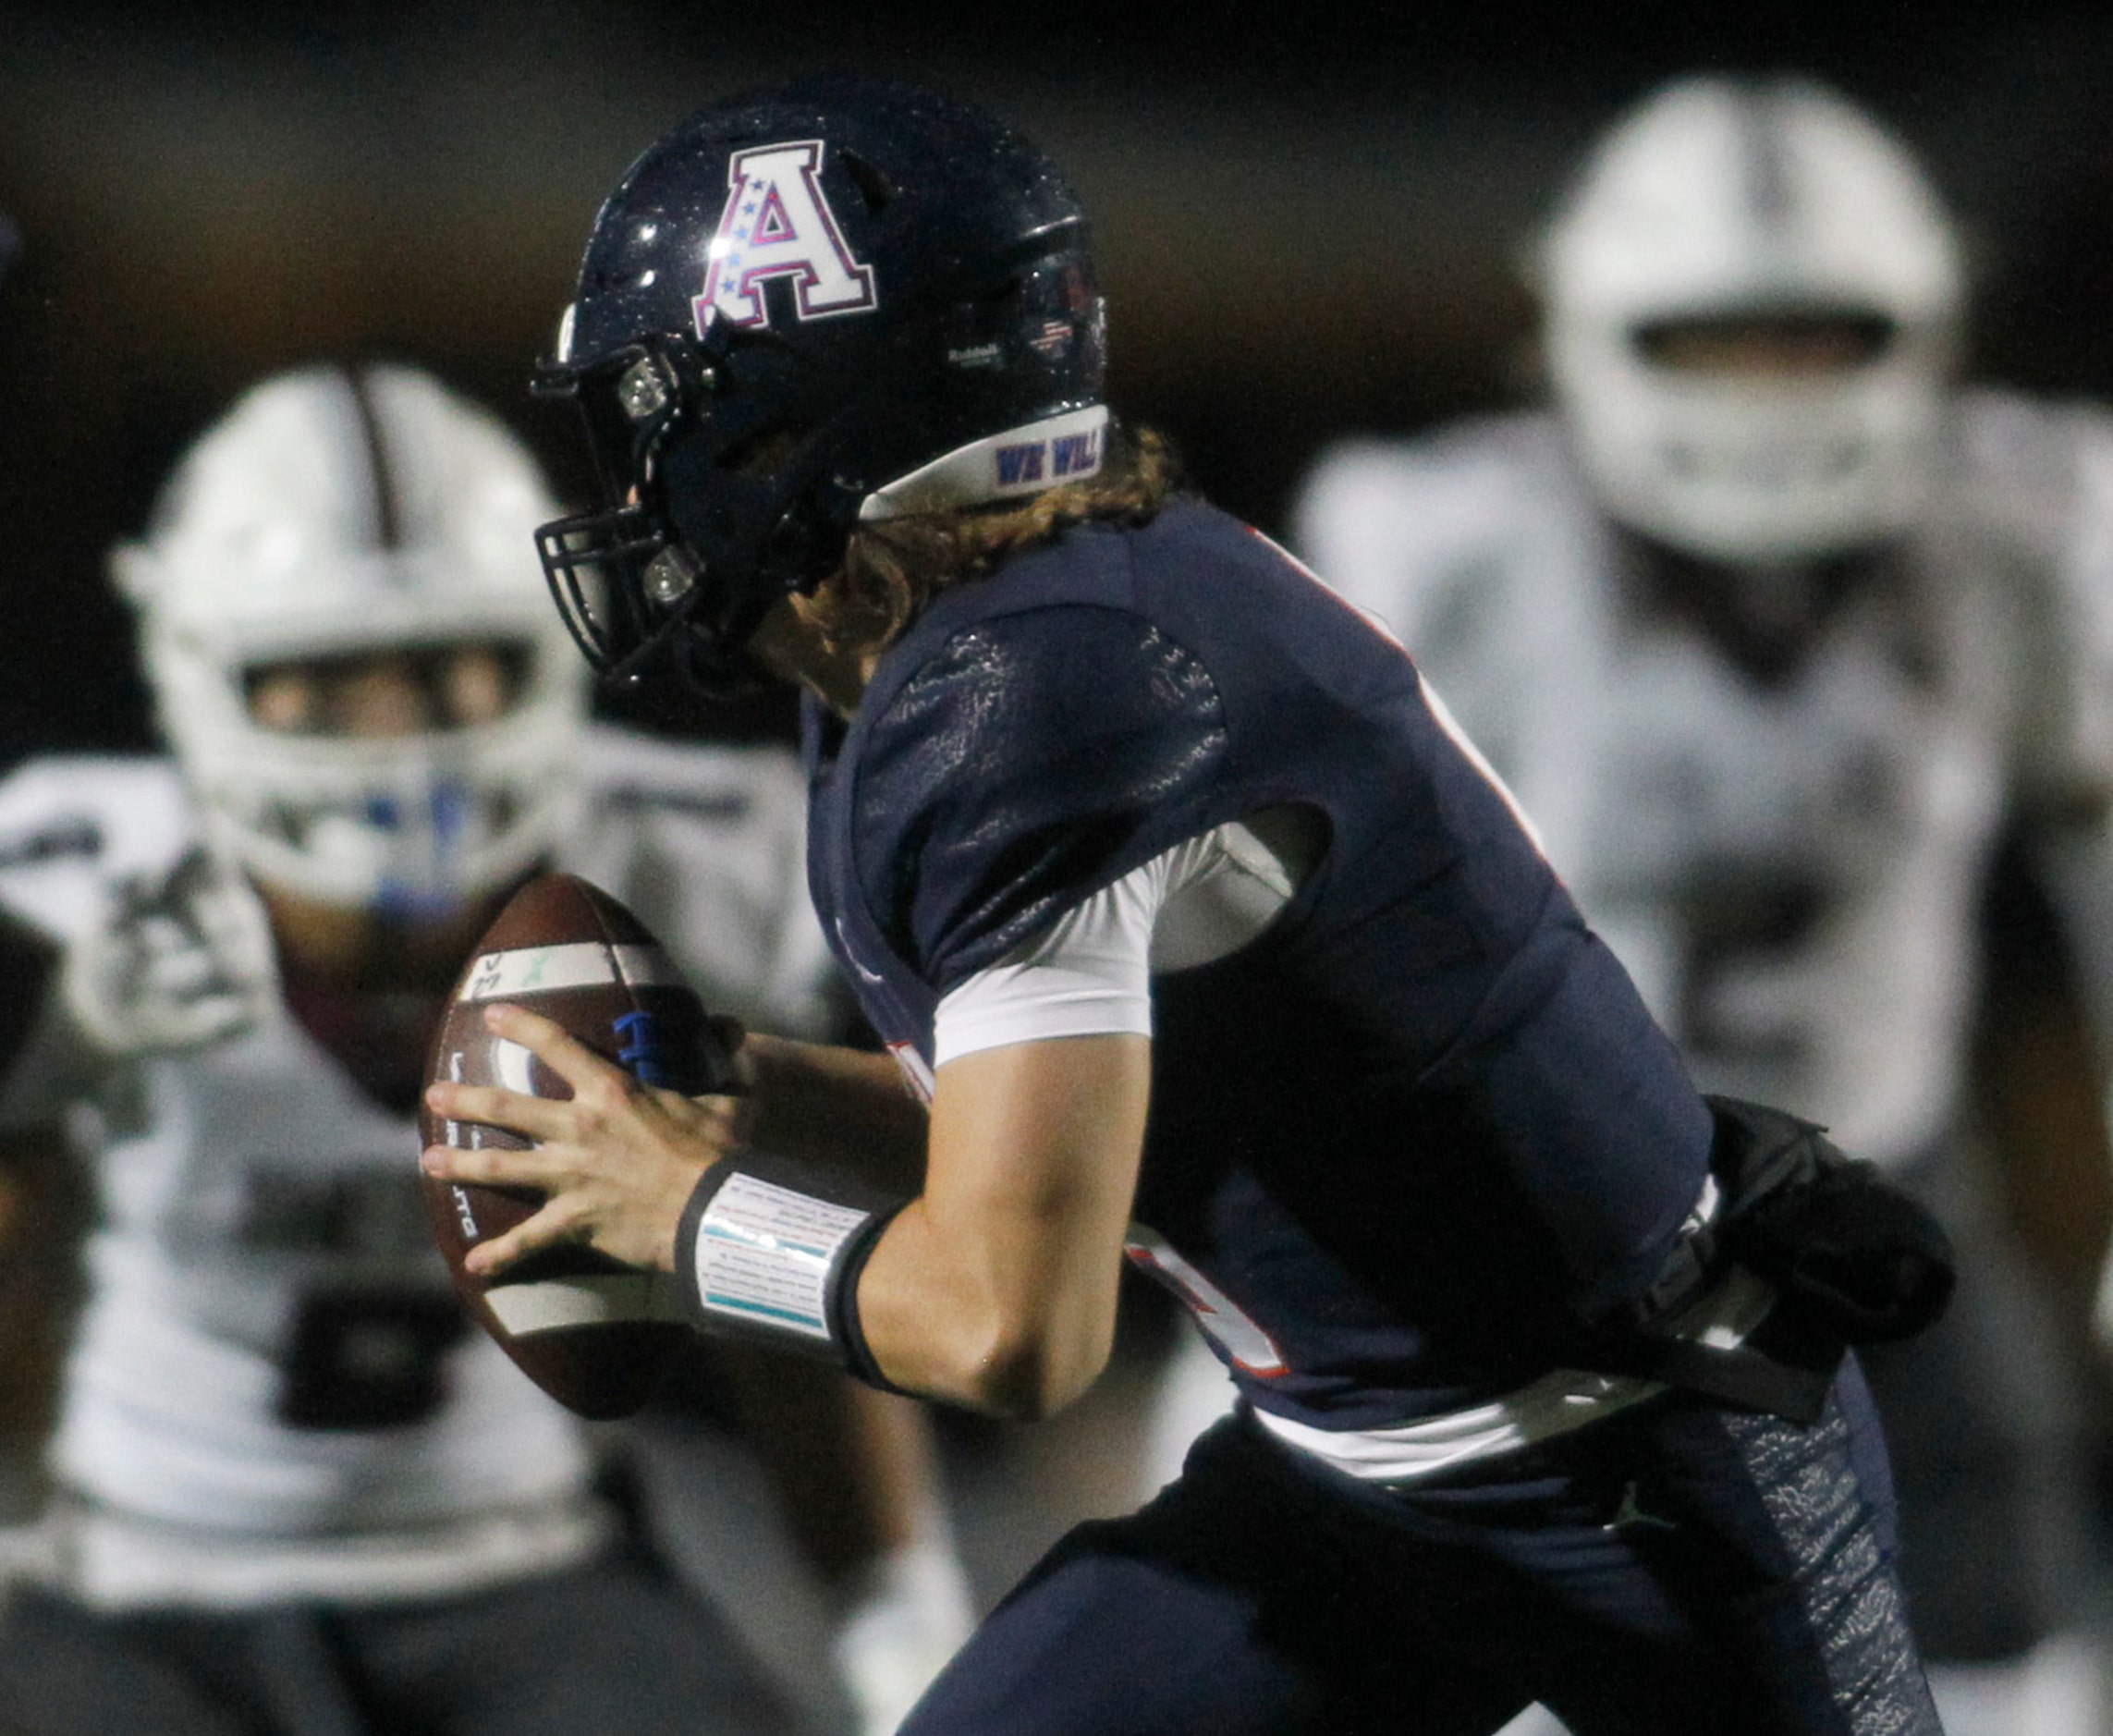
left=6, top=0, right=2113, bottom=755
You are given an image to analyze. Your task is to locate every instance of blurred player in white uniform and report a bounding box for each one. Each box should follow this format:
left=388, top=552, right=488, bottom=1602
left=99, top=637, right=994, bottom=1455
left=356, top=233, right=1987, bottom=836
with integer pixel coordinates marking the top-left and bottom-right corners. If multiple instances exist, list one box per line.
left=1277, top=75, right=2113, bottom=1736
left=0, top=363, right=969, bottom=1735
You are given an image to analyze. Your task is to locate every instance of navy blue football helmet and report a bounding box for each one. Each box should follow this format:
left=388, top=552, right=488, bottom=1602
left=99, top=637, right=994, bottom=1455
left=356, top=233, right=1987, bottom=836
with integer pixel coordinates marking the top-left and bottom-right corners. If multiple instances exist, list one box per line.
left=533, top=76, right=1108, bottom=693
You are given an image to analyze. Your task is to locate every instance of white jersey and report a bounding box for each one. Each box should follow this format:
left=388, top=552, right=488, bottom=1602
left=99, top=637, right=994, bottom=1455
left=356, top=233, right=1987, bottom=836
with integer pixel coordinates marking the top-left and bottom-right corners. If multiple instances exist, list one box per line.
left=1294, top=392, right=2113, bottom=1168
left=0, top=725, right=832, bottom=1605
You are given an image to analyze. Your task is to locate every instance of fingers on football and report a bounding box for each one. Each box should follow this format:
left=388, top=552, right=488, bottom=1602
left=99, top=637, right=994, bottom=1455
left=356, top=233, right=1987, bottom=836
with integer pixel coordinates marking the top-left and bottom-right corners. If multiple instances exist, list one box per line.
left=484, top=1002, right=633, bottom=1095
left=424, top=1079, right=573, bottom=1143
left=421, top=1139, right=560, bottom=1191
left=704, top=1014, right=751, bottom=1094
left=461, top=1201, right=576, bottom=1278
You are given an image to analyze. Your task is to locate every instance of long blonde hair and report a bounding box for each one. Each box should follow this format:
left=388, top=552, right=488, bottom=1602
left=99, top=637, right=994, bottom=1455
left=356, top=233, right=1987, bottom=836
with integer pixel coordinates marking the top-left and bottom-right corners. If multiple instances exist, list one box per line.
left=800, top=423, right=1182, bottom=660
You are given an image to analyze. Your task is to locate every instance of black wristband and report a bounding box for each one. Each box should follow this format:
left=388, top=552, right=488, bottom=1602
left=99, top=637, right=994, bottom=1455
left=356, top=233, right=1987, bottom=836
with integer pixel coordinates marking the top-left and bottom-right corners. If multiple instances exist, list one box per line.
left=826, top=1200, right=911, bottom=1394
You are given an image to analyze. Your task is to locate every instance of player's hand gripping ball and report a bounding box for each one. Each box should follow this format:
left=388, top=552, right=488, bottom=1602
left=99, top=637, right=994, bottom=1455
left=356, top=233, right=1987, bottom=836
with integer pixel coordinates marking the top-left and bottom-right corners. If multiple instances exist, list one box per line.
left=418, top=873, right=735, bottom=1419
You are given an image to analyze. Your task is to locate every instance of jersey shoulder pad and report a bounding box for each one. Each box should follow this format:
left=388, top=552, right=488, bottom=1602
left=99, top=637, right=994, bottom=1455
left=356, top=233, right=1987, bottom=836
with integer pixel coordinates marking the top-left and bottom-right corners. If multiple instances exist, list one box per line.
left=0, top=755, right=199, bottom=942
left=856, top=600, right=1228, bottom=988
left=574, top=722, right=804, bottom=833
left=1948, top=387, right=2105, bottom=550
left=1291, top=411, right=1574, bottom=639
left=1945, top=389, right=2113, bottom=621
left=1943, top=391, right=2113, bottom=801
left=565, top=724, right=836, bottom=1037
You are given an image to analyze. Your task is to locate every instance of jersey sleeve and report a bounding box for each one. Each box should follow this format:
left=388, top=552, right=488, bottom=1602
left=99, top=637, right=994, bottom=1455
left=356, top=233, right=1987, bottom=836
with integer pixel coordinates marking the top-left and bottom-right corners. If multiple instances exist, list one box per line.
left=852, top=604, right=1232, bottom=995
left=931, top=855, right=1163, bottom=1066
left=929, top=815, right=1309, bottom=1065
left=0, top=757, right=194, bottom=945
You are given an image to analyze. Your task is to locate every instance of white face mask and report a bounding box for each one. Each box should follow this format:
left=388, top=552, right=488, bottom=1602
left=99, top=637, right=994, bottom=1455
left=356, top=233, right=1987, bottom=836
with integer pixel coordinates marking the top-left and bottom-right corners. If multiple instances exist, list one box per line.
left=1546, top=321, right=1954, bottom=562
left=160, top=660, right=583, bottom=913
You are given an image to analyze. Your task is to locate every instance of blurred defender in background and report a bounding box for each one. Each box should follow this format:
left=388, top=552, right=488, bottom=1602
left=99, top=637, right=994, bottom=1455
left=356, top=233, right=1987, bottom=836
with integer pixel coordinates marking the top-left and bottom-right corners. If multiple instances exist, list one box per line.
left=1286, top=74, right=2113, bottom=1736
left=0, top=362, right=969, bottom=1736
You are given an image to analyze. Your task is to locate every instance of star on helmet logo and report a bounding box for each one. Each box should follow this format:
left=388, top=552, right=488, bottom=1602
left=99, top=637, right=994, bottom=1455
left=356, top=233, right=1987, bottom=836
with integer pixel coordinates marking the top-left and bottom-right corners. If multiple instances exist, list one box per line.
left=694, top=140, right=879, bottom=334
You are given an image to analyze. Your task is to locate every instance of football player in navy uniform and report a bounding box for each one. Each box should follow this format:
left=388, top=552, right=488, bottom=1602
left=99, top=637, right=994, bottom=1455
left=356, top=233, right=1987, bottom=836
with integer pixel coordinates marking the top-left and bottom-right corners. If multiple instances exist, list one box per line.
left=423, top=77, right=1948, bottom=1734
left=0, top=362, right=971, bottom=1736
left=1289, top=76, right=2113, bottom=1736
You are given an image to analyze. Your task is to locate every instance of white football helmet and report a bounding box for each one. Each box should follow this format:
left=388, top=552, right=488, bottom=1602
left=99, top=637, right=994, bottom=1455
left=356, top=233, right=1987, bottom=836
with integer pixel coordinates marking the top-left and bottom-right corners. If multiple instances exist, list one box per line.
left=1536, top=76, right=1964, bottom=563
left=112, top=363, right=588, bottom=911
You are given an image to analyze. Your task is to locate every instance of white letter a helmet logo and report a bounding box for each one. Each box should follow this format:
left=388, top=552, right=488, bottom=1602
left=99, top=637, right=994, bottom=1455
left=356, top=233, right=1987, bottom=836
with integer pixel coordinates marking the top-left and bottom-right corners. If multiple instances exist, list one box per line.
left=694, top=140, right=879, bottom=333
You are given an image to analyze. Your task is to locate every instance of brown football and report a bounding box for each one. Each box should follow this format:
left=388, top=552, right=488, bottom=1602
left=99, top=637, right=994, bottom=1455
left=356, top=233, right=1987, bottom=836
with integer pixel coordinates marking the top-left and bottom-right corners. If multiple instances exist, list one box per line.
left=418, top=872, right=732, bottom=1420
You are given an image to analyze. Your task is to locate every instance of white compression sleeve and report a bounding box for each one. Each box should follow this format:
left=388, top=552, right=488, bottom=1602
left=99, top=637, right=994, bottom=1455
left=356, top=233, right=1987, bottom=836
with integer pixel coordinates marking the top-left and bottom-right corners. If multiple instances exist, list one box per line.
left=931, top=814, right=1310, bottom=1068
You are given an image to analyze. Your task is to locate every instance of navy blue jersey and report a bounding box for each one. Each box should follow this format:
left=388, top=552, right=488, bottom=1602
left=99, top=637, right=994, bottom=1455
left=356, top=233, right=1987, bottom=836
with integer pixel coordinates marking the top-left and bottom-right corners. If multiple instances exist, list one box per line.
left=803, top=498, right=1713, bottom=1429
